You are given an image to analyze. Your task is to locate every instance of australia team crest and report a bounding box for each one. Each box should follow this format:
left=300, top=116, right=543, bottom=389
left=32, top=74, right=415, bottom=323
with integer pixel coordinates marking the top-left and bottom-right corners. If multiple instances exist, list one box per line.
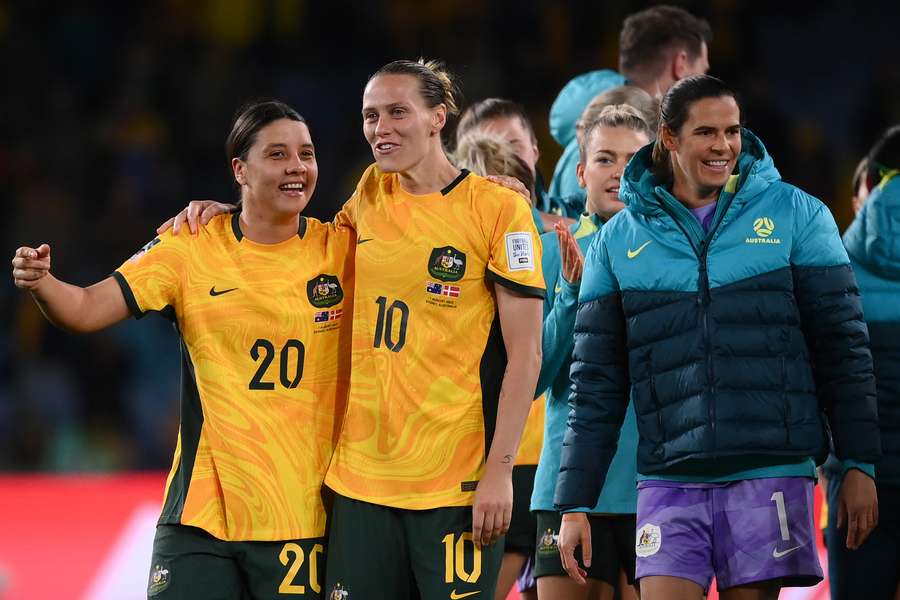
left=428, top=246, right=466, bottom=282
left=307, top=274, right=344, bottom=308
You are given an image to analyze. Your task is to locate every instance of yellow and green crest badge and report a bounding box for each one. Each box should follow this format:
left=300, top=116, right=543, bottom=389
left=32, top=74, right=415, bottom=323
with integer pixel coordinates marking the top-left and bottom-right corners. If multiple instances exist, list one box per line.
left=753, top=217, right=775, bottom=238
left=746, top=217, right=781, bottom=245
left=329, top=582, right=349, bottom=599
left=148, top=563, right=170, bottom=596
left=428, top=246, right=466, bottom=282
left=306, top=274, right=344, bottom=308
left=538, top=528, right=559, bottom=553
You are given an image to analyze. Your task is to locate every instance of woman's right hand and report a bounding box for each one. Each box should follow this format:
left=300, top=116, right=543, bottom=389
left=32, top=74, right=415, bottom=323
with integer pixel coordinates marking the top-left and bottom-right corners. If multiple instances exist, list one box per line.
left=12, top=244, right=51, bottom=290
left=558, top=511, right=592, bottom=585
left=557, top=222, right=584, bottom=284
left=157, top=200, right=236, bottom=235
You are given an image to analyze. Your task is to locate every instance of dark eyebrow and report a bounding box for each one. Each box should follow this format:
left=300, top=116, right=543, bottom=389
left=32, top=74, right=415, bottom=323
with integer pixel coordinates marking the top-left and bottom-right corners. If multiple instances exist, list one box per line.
left=262, top=142, right=315, bottom=151
left=361, top=102, right=408, bottom=115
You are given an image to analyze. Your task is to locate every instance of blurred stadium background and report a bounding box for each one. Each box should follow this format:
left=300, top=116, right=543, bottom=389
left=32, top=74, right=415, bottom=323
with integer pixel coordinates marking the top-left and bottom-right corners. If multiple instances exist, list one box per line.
left=1, top=1, right=898, bottom=598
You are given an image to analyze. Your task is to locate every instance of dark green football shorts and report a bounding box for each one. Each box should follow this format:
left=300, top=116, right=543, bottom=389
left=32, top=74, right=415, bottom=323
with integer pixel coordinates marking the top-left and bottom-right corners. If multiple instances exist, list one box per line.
left=324, top=494, right=505, bottom=600
left=147, top=524, right=326, bottom=599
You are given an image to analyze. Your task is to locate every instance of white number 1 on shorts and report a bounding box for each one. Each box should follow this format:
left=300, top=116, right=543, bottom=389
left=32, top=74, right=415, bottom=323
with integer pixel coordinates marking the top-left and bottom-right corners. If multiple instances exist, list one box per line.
left=770, top=491, right=791, bottom=541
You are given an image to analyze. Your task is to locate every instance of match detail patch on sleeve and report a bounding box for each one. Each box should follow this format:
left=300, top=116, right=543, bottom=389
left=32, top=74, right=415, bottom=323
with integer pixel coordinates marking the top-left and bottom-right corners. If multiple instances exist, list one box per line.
left=505, top=232, right=535, bottom=271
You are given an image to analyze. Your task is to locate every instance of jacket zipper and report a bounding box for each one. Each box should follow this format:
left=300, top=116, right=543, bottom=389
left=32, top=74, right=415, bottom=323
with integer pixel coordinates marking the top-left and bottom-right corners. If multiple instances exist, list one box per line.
left=667, top=216, right=717, bottom=453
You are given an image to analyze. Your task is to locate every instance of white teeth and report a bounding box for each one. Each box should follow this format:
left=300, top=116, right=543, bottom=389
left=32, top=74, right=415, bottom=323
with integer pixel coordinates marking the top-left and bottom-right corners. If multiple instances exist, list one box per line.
left=281, top=183, right=304, bottom=190
left=704, top=160, right=727, bottom=166
left=377, top=143, right=395, bottom=150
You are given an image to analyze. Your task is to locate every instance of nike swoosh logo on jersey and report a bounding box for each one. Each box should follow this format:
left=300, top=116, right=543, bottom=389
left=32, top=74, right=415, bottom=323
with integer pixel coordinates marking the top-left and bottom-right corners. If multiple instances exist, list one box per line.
left=449, top=591, right=480, bottom=600
left=772, top=544, right=803, bottom=558
left=627, top=240, right=652, bottom=259
left=554, top=284, right=563, bottom=294
left=357, top=237, right=374, bottom=245
left=209, top=286, right=238, bottom=297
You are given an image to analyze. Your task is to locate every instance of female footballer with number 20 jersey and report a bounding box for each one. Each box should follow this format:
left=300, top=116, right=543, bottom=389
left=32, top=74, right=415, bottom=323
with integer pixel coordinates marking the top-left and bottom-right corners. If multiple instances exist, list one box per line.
left=555, top=76, right=881, bottom=600
left=12, top=101, right=354, bottom=599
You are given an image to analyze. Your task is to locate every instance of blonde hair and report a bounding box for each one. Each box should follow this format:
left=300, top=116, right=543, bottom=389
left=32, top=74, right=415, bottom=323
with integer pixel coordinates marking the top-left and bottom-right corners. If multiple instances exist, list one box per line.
left=453, top=131, right=536, bottom=203
left=579, top=104, right=653, bottom=163
left=576, top=85, right=659, bottom=148
left=372, top=58, right=461, bottom=117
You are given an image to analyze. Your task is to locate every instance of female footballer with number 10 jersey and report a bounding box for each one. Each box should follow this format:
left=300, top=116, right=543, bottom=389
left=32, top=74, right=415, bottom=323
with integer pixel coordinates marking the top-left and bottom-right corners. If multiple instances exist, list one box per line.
left=322, top=59, right=544, bottom=600
left=12, top=101, right=354, bottom=599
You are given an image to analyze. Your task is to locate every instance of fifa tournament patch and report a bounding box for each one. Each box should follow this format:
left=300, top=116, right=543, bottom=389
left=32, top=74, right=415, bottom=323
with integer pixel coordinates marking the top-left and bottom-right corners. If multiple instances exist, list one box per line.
left=307, top=274, right=344, bottom=308
left=425, top=281, right=460, bottom=298
left=505, top=232, right=535, bottom=271
left=460, top=480, right=478, bottom=492
left=147, top=563, right=170, bottom=596
left=538, top=528, right=560, bottom=554
left=128, top=237, right=161, bottom=262
left=329, top=582, right=349, bottom=599
left=635, top=523, right=661, bottom=557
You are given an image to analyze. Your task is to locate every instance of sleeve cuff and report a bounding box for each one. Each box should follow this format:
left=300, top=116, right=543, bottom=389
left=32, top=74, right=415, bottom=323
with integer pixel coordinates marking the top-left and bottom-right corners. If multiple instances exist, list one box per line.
left=486, top=268, right=546, bottom=299
left=561, top=507, right=593, bottom=514
left=841, top=460, right=875, bottom=480
left=111, top=271, right=144, bottom=319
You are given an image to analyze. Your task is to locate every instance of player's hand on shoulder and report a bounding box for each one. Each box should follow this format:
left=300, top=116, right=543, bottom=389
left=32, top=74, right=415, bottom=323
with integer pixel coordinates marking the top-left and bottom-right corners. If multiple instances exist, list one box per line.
left=838, top=468, right=879, bottom=550
left=558, top=512, right=591, bottom=585
left=11, top=244, right=51, bottom=290
left=485, top=175, right=530, bottom=203
left=471, top=465, right=513, bottom=546
left=157, top=200, right=237, bottom=236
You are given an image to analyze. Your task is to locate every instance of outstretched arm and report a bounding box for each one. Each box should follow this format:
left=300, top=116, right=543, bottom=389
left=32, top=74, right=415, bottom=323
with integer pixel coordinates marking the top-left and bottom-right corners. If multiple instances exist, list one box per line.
left=12, top=244, right=129, bottom=333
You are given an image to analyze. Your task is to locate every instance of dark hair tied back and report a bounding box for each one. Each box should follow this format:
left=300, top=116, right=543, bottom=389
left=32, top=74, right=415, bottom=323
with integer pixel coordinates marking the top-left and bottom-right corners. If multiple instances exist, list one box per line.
left=651, top=75, right=740, bottom=182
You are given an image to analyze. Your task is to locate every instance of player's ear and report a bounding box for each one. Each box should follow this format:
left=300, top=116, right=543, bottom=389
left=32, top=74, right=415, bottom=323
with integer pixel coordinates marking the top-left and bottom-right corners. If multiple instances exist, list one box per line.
left=232, top=158, right=247, bottom=186
left=431, top=104, right=447, bottom=136
left=576, top=162, right=586, bottom=188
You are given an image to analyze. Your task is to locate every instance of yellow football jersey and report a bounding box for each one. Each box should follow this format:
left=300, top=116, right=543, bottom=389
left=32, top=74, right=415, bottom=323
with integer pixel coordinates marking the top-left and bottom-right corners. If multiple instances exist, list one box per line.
left=516, top=395, right=545, bottom=466
left=325, top=164, right=545, bottom=509
left=114, top=212, right=354, bottom=541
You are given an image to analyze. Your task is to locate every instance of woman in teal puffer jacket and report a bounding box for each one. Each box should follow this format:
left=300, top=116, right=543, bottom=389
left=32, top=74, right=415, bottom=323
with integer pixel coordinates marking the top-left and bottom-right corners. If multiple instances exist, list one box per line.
left=828, top=124, right=900, bottom=600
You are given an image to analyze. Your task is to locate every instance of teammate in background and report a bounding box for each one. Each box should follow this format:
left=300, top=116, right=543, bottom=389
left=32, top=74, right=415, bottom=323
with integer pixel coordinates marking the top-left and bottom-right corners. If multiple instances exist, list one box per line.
left=11, top=100, right=354, bottom=599
left=548, top=5, right=711, bottom=206
left=455, top=97, right=570, bottom=232
left=555, top=76, right=880, bottom=600
left=453, top=130, right=544, bottom=600
left=532, top=105, right=651, bottom=600
left=826, top=125, right=900, bottom=600
left=319, top=59, right=544, bottom=600
left=575, top=86, right=658, bottom=154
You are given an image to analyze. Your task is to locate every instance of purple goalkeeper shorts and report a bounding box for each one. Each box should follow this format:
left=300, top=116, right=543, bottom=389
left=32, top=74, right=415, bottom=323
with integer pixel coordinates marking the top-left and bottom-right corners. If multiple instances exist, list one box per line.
left=634, top=477, right=823, bottom=592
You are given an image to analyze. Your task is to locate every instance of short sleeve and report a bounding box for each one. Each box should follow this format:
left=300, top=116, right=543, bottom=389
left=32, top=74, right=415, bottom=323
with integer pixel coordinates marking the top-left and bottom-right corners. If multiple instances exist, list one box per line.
left=483, top=185, right=546, bottom=298
left=113, top=231, right=185, bottom=319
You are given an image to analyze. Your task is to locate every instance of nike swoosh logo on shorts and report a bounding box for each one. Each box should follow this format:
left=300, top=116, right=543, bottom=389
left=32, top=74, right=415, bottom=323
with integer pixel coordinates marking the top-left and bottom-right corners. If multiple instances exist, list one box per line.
left=627, top=240, right=652, bottom=259
left=449, top=591, right=480, bottom=600
left=772, top=544, right=803, bottom=558
left=209, top=286, right=238, bottom=297
left=357, top=237, right=374, bottom=245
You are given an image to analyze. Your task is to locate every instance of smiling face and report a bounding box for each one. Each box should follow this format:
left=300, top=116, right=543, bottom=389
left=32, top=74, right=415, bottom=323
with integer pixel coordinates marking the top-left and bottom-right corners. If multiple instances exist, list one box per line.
left=577, top=125, right=649, bottom=220
left=664, top=95, right=741, bottom=201
left=362, top=74, right=445, bottom=173
left=232, top=118, right=317, bottom=216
